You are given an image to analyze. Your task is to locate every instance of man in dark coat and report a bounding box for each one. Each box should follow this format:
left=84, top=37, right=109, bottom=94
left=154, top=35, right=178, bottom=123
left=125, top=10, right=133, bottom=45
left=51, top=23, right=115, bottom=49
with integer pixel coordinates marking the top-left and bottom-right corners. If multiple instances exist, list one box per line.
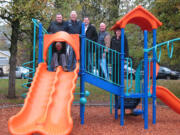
left=83, top=17, right=98, bottom=72
left=66, top=11, right=82, bottom=71
left=84, top=17, right=98, bottom=42
left=47, top=13, right=68, bottom=54
left=47, top=13, right=67, bottom=34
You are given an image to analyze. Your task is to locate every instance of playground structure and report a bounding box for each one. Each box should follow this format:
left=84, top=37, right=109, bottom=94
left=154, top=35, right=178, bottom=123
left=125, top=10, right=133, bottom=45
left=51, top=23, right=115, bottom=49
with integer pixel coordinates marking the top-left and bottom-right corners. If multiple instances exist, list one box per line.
left=8, top=5, right=180, bottom=135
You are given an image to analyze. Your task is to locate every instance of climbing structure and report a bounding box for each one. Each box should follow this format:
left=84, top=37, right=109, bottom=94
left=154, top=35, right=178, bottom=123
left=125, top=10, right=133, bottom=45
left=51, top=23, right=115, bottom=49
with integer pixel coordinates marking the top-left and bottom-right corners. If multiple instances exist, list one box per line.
left=8, top=5, right=180, bottom=135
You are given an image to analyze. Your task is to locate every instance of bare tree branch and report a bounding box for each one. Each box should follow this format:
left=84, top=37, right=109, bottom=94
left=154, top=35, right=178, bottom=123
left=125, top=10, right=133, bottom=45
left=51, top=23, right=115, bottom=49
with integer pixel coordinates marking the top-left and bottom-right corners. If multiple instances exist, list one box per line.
left=3, top=32, right=11, bottom=42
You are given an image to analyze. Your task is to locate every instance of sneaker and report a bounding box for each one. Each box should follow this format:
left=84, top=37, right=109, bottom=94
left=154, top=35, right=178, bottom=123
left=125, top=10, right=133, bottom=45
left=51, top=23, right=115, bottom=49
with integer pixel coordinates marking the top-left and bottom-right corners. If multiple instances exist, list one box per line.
left=63, top=67, right=68, bottom=72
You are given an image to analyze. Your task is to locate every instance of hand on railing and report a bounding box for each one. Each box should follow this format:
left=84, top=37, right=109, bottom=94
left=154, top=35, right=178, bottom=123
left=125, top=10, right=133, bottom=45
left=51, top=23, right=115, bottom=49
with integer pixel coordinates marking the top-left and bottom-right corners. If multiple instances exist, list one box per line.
left=103, top=52, right=106, bottom=58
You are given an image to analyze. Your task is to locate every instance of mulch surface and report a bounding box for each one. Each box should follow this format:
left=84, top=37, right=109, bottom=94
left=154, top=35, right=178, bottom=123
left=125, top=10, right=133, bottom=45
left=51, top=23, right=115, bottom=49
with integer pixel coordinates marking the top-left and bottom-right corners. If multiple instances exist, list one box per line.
left=1, top=105, right=180, bottom=135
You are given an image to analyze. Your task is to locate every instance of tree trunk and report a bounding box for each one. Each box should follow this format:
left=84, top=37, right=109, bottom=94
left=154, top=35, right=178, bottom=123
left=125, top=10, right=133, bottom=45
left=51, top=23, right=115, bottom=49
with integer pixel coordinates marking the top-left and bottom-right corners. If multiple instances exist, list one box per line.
left=8, top=19, right=20, bottom=98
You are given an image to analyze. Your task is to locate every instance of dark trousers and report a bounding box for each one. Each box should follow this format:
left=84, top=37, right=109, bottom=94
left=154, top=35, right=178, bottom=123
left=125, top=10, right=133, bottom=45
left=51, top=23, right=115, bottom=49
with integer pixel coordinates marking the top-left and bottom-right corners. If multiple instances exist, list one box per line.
left=51, top=53, right=67, bottom=71
left=85, top=42, right=93, bottom=72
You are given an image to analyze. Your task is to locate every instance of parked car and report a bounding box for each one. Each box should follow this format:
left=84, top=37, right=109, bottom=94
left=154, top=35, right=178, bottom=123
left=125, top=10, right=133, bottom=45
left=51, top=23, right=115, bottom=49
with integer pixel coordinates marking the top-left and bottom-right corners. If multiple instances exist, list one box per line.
left=174, top=71, right=180, bottom=79
left=16, top=66, right=29, bottom=79
left=124, top=65, right=136, bottom=80
left=105, top=65, right=136, bottom=80
left=157, top=66, right=179, bottom=80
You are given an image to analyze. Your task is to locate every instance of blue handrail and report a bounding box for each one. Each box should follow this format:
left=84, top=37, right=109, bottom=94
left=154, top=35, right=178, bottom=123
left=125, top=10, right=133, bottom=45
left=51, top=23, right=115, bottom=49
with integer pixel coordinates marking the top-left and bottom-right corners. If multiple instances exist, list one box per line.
left=135, top=58, right=153, bottom=96
left=32, top=18, right=48, bottom=34
left=21, top=60, right=34, bottom=89
left=84, top=38, right=134, bottom=94
left=22, top=19, right=49, bottom=90
left=144, top=38, right=180, bottom=62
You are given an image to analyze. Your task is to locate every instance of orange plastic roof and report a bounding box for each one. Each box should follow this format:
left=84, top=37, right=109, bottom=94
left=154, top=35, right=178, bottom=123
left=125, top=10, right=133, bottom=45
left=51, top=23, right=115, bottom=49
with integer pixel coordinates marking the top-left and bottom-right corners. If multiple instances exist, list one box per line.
left=43, top=32, right=80, bottom=61
left=111, top=5, right=162, bottom=31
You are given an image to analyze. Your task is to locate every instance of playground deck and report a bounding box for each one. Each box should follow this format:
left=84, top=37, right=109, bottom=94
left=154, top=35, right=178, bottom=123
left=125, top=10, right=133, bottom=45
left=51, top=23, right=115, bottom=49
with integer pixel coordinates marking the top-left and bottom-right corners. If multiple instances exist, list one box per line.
left=1, top=105, right=180, bottom=135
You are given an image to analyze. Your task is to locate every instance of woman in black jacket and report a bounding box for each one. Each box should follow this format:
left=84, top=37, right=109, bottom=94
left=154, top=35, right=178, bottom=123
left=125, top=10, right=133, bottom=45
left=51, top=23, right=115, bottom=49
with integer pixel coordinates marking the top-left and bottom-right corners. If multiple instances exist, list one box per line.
left=110, top=28, right=129, bottom=85
left=111, top=29, right=141, bottom=113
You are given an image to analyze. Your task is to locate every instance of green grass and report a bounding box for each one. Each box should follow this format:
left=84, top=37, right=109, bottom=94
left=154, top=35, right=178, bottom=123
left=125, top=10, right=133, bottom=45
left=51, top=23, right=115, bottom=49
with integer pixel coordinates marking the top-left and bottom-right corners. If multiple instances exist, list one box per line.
left=0, top=79, right=180, bottom=105
left=0, top=79, right=27, bottom=104
left=157, top=80, right=180, bottom=97
left=74, top=82, right=110, bottom=103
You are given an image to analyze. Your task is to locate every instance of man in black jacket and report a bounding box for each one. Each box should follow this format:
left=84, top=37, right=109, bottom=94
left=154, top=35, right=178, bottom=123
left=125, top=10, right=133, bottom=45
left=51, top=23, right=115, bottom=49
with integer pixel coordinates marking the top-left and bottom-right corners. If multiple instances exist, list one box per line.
left=84, top=17, right=98, bottom=42
left=47, top=13, right=67, bottom=34
left=47, top=13, right=68, bottom=53
left=83, top=17, right=98, bottom=72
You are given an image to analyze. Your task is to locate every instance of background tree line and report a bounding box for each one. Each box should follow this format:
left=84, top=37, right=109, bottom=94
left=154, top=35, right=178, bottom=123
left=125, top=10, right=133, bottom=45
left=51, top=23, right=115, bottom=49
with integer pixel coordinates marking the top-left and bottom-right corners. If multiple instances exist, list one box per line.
left=0, top=0, right=179, bottom=98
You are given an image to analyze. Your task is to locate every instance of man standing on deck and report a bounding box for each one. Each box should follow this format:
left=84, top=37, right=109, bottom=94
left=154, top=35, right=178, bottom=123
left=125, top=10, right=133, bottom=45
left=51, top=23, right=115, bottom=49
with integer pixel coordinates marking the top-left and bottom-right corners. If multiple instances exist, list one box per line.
left=47, top=13, right=68, bottom=53
left=97, top=22, right=111, bottom=78
left=83, top=17, right=98, bottom=72
left=47, top=13, right=67, bottom=33
left=66, top=11, right=82, bottom=71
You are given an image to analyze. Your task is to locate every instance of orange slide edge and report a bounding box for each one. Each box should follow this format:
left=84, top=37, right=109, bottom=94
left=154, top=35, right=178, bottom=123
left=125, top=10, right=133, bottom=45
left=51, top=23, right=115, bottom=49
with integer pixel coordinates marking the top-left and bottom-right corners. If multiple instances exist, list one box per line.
left=152, top=85, right=180, bottom=114
left=8, top=63, right=47, bottom=134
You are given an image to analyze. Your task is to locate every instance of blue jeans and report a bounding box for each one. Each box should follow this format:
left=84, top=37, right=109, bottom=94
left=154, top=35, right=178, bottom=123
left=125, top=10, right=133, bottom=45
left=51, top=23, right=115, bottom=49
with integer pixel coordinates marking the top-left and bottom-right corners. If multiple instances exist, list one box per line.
left=66, top=46, right=76, bottom=71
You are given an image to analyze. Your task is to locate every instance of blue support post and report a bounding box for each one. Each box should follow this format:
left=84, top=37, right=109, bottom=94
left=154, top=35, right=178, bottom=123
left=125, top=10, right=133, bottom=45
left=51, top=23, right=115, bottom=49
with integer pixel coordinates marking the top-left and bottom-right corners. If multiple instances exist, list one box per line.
left=144, top=30, right=148, bottom=129
left=115, top=95, right=118, bottom=119
left=110, top=93, right=113, bottom=114
left=80, top=23, right=86, bottom=124
left=32, top=21, right=37, bottom=77
left=152, top=29, right=157, bottom=124
left=120, top=28, right=125, bottom=126
left=38, top=23, right=43, bottom=63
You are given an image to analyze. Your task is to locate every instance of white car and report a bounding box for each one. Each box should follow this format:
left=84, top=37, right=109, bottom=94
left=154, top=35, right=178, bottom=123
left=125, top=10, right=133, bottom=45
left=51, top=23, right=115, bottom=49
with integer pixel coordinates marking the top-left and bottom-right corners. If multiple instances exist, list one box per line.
left=16, top=66, right=29, bottom=79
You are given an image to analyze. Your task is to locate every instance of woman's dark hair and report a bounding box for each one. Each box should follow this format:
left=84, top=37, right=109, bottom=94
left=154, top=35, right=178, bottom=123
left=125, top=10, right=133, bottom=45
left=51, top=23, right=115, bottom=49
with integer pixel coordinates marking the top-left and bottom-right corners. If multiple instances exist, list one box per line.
left=114, top=28, right=121, bottom=35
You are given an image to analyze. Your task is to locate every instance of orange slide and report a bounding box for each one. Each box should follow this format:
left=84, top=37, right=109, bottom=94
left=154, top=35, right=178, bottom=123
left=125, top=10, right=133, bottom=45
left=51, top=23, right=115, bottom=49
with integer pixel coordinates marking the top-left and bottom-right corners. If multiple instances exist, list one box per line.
left=8, top=62, right=79, bottom=135
left=150, top=62, right=180, bottom=114
left=8, top=32, right=80, bottom=135
left=154, top=86, right=180, bottom=114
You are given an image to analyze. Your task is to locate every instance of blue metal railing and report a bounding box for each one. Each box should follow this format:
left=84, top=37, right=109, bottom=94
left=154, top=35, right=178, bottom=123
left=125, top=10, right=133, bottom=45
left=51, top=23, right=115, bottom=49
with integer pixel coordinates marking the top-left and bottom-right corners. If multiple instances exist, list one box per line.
left=135, top=58, right=154, bottom=97
left=84, top=38, right=135, bottom=94
left=144, top=38, right=180, bottom=62
left=32, top=18, right=48, bottom=33
left=22, top=19, right=48, bottom=89
left=21, top=61, right=34, bottom=89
